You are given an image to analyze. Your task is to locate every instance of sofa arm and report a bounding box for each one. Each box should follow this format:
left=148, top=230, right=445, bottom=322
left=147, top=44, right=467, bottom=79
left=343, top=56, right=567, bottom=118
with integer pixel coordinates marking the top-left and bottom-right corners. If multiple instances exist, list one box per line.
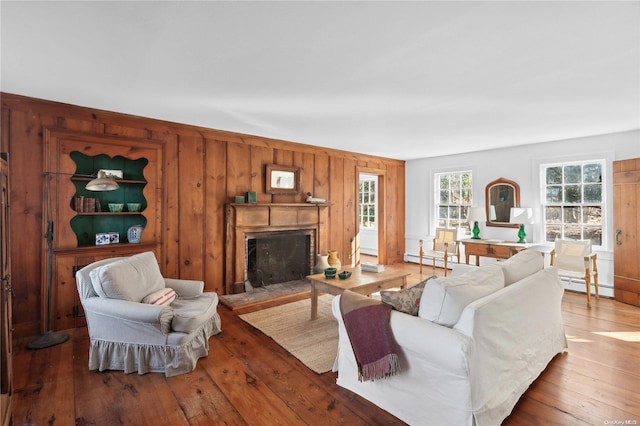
left=82, top=297, right=166, bottom=324
left=164, top=278, right=204, bottom=298
left=332, top=295, right=472, bottom=376
left=389, top=310, right=473, bottom=373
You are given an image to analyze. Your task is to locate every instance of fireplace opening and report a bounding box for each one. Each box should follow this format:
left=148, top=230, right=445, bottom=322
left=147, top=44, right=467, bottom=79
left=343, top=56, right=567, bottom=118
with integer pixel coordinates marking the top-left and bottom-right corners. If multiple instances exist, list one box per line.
left=246, top=231, right=311, bottom=288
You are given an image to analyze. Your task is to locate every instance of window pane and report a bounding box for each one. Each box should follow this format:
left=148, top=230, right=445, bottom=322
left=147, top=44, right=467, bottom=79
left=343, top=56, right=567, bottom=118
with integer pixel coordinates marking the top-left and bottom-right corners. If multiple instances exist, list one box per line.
left=564, top=165, right=581, bottom=183
left=564, top=224, right=582, bottom=240
left=451, top=189, right=461, bottom=204
left=546, top=167, right=562, bottom=184
left=584, top=184, right=601, bottom=203
left=437, top=219, right=447, bottom=228
left=584, top=227, right=602, bottom=246
left=546, top=186, right=562, bottom=203
left=462, top=173, right=471, bottom=188
left=439, top=206, right=448, bottom=219
left=451, top=174, right=461, bottom=188
left=583, top=163, right=602, bottom=183
left=460, top=206, right=469, bottom=220
left=546, top=225, right=561, bottom=242
left=449, top=206, right=459, bottom=219
left=564, top=206, right=580, bottom=223
left=461, top=189, right=471, bottom=204
left=440, top=190, right=449, bottom=204
left=583, top=206, right=602, bottom=225
left=545, top=206, right=562, bottom=223
left=564, top=185, right=581, bottom=203
left=440, top=177, right=449, bottom=189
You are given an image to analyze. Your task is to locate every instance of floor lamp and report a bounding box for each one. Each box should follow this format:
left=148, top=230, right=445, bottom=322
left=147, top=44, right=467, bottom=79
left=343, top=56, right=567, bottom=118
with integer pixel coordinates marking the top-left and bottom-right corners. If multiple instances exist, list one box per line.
left=27, top=171, right=118, bottom=350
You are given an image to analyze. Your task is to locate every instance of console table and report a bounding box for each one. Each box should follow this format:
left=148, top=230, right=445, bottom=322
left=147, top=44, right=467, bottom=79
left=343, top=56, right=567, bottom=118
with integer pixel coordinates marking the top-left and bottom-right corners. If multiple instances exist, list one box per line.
left=461, top=239, right=532, bottom=265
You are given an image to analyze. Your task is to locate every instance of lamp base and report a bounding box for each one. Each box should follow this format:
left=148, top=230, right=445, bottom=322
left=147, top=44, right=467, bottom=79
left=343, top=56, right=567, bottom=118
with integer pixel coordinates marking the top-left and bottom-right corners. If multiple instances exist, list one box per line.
left=516, top=224, right=527, bottom=244
left=471, top=221, right=481, bottom=239
left=26, top=330, right=70, bottom=350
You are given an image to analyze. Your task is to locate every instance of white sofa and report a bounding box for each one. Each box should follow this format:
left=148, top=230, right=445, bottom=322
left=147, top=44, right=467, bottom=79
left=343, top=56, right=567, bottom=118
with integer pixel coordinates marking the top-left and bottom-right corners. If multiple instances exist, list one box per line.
left=332, top=250, right=567, bottom=426
left=76, top=251, right=222, bottom=377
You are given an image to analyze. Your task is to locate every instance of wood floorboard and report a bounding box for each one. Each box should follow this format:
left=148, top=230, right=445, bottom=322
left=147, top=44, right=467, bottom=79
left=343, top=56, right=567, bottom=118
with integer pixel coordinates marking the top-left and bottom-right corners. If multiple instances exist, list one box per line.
left=10, top=260, right=640, bottom=425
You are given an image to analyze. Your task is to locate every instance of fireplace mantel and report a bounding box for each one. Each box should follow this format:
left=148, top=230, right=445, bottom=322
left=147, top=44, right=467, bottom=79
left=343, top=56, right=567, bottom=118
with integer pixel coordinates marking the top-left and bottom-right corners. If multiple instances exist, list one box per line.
left=224, top=203, right=329, bottom=294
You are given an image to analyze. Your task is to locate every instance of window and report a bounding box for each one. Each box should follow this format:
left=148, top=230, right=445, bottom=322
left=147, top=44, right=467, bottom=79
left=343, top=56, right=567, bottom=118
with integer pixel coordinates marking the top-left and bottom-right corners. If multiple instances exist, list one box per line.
left=541, top=160, right=604, bottom=246
left=435, top=171, right=472, bottom=232
left=359, top=175, right=377, bottom=229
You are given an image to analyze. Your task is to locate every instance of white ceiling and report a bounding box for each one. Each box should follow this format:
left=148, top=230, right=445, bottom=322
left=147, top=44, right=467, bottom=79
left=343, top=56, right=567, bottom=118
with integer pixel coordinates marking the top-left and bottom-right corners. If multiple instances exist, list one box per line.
left=1, top=1, right=639, bottom=160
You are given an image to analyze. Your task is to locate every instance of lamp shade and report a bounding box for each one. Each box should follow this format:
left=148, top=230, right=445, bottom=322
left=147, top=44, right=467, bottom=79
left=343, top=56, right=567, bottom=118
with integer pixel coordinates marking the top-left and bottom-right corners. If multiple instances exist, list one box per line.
left=467, top=207, right=486, bottom=222
left=86, top=171, right=119, bottom=191
left=509, top=207, right=533, bottom=224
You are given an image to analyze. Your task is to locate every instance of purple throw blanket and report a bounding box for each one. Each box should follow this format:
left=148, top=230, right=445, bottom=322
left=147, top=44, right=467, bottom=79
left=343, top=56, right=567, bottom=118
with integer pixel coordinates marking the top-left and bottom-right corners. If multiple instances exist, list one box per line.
left=339, top=290, right=400, bottom=381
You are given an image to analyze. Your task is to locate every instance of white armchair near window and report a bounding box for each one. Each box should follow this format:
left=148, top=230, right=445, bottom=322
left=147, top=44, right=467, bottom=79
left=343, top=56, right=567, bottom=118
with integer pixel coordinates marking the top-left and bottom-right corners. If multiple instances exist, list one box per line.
left=419, top=228, right=460, bottom=276
left=550, top=239, right=599, bottom=307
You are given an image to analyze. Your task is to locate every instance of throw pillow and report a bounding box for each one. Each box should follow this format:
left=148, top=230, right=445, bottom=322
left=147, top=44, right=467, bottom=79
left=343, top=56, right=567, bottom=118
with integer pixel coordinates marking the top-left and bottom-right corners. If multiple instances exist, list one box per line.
left=142, top=288, right=177, bottom=306
left=418, top=264, right=504, bottom=327
left=380, top=275, right=436, bottom=315
left=500, top=249, right=544, bottom=286
left=89, top=251, right=165, bottom=302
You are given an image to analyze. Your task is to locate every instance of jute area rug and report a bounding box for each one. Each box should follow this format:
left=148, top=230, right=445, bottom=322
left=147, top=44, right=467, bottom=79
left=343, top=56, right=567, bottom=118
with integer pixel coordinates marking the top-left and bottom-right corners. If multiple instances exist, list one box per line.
left=239, top=294, right=338, bottom=374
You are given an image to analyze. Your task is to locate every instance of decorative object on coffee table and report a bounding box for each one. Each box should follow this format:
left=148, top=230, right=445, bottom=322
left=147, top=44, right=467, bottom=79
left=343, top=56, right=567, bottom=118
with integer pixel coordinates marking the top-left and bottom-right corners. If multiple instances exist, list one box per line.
left=307, top=268, right=409, bottom=320
left=327, top=250, right=341, bottom=269
left=324, top=267, right=337, bottom=279
left=314, top=253, right=330, bottom=273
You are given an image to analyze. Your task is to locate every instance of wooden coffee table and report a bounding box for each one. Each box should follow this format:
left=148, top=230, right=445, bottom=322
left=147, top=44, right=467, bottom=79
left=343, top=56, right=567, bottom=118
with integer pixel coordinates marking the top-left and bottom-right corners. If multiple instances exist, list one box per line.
left=306, top=267, right=410, bottom=320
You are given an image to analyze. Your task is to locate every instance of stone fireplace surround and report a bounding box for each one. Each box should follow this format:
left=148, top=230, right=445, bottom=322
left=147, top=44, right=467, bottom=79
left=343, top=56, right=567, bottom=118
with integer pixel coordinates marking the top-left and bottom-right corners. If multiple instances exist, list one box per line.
left=225, top=203, right=329, bottom=294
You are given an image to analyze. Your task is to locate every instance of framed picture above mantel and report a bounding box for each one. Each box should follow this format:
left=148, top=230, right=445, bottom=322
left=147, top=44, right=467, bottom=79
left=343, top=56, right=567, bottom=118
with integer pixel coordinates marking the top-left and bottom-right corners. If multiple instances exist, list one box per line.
left=265, top=164, right=300, bottom=194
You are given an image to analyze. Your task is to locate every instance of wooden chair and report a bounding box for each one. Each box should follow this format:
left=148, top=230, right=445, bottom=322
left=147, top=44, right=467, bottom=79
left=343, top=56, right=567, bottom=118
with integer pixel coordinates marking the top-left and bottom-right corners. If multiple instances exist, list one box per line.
left=550, top=239, right=599, bottom=307
left=419, top=228, right=460, bottom=276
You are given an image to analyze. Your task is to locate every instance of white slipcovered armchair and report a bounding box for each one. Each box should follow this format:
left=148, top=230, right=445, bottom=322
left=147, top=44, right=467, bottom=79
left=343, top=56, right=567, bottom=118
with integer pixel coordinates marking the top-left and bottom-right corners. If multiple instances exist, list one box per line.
left=75, top=251, right=222, bottom=377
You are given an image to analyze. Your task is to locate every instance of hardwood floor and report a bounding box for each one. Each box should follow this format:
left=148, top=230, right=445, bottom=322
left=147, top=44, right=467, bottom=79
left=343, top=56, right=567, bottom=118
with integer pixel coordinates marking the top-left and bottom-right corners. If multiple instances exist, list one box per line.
left=11, top=260, right=640, bottom=425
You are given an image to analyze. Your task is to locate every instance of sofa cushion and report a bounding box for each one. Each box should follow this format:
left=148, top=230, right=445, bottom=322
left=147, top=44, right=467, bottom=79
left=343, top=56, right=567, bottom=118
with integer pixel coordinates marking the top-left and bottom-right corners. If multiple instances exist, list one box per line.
left=171, top=292, right=219, bottom=334
left=89, top=251, right=165, bottom=302
left=500, top=249, right=544, bottom=285
left=380, top=275, right=436, bottom=315
left=418, top=264, right=504, bottom=326
left=142, top=288, right=177, bottom=306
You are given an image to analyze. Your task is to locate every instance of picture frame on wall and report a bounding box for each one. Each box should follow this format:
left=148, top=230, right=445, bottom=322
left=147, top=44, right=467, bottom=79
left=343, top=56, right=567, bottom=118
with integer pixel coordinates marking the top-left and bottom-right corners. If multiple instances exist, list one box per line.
left=265, top=164, right=300, bottom=194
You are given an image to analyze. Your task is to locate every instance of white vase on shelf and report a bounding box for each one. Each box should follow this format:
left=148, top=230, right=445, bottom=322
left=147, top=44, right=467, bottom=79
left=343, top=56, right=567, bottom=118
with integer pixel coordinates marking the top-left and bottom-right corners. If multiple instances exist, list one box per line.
left=127, top=224, right=144, bottom=243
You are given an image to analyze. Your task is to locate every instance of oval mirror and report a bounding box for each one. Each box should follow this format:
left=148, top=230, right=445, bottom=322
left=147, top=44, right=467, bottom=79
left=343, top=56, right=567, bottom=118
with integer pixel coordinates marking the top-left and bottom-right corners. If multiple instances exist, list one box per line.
left=485, top=177, right=520, bottom=228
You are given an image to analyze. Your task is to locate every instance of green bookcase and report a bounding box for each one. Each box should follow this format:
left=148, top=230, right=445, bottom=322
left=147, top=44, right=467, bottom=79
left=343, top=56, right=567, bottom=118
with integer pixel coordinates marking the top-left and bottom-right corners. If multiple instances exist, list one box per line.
left=69, top=151, right=148, bottom=246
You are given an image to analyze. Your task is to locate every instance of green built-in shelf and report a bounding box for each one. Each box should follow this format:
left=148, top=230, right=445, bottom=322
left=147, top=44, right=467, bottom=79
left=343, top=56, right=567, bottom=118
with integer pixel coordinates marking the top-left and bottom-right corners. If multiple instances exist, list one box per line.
left=69, top=151, right=148, bottom=246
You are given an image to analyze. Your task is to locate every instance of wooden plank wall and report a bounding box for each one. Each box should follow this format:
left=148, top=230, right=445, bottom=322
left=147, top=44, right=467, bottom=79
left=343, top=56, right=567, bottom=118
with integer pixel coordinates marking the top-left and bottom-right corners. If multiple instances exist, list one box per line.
left=0, top=93, right=406, bottom=338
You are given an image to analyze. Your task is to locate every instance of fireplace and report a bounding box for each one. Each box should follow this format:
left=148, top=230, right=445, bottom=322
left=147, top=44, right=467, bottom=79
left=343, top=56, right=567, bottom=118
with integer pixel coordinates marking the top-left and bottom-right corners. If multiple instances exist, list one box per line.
left=246, top=230, right=312, bottom=288
left=225, top=203, right=329, bottom=294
